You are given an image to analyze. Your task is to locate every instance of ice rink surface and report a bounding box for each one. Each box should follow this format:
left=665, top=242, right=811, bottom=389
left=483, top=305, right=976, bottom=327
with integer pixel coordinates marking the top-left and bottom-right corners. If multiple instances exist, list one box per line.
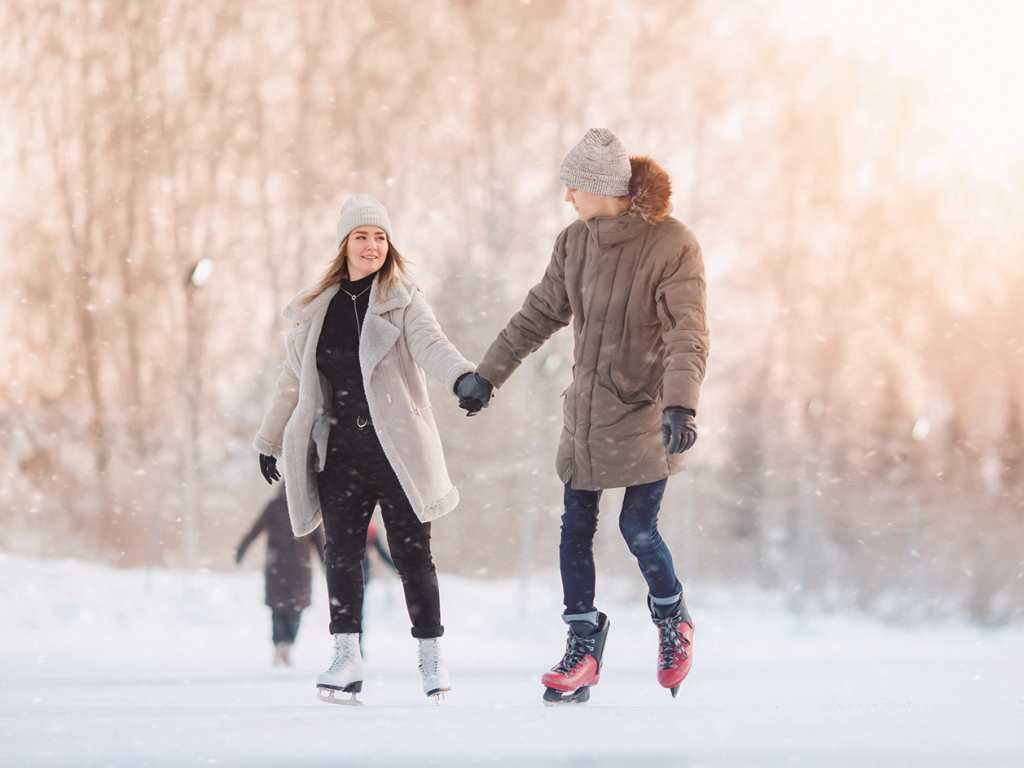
left=1, top=553, right=1022, bottom=767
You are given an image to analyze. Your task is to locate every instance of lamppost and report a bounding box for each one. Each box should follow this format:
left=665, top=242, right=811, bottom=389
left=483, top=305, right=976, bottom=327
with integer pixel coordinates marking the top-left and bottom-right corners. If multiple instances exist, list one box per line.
left=182, top=258, right=215, bottom=584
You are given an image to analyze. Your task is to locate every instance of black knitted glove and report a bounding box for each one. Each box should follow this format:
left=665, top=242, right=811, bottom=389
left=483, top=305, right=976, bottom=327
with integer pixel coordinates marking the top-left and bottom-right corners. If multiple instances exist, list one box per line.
left=259, top=454, right=281, bottom=484
left=662, top=408, right=697, bottom=454
left=456, top=372, right=494, bottom=416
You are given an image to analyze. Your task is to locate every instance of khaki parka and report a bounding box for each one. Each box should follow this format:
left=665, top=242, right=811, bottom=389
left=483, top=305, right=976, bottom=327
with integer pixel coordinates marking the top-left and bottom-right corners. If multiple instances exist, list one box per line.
left=476, top=158, right=709, bottom=491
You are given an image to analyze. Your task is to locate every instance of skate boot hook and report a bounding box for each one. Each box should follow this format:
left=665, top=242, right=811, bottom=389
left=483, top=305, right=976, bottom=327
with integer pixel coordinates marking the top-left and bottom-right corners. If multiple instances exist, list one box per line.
left=417, top=637, right=451, bottom=705
left=316, top=633, right=364, bottom=706
left=541, top=613, right=610, bottom=706
left=649, top=593, right=694, bottom=698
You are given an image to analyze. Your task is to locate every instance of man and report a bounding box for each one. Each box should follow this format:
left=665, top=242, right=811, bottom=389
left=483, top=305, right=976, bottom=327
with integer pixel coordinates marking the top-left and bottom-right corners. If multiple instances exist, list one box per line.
left=458, top=128, right=709, bottom=705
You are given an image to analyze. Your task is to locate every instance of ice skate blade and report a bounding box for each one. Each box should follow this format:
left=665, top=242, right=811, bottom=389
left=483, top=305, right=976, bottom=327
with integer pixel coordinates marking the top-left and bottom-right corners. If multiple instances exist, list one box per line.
left=317, top=687, right=363, bottom=707
left=542, top=686, right=591, bottom=706
left=670, top=685, right=680, bottom=699
left=430, top=691, right=449, bottom=706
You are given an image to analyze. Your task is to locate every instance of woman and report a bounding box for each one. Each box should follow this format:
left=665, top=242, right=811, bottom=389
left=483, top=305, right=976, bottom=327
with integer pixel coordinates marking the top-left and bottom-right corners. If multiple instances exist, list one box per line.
left=254, top=194, right=474, bottom=706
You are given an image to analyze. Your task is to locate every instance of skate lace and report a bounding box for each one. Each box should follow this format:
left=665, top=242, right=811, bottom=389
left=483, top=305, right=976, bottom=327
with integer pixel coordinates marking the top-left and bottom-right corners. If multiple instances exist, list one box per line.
left=654, top=615, right=691, bottom=670
left=418, top=642, right=441, bottom=677
left=553, top=631, right=594, bottom=675
left=327, top=639, right=355, bottom=673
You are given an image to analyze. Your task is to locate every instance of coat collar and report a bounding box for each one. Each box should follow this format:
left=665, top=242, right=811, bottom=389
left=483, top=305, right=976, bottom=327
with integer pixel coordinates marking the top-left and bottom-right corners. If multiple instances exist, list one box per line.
left=368, top=275, right=412, bottom=315
left=283, top=283, right=339, bottom=323
left=282, top=275, right=412, bottom=324
left=584, top=211, right=650, bottom=248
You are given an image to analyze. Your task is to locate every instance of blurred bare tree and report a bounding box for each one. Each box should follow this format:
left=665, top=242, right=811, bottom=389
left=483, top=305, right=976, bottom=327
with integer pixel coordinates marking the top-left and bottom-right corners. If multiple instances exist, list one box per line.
left=1, top=0, right=1022, bottom=623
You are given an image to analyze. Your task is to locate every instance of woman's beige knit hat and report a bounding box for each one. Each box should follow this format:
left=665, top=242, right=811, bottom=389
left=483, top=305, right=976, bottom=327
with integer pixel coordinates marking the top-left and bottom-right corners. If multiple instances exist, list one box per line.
left=559, top=128, right=632, bottom=197
left=336, top=194, right=393, bottom=249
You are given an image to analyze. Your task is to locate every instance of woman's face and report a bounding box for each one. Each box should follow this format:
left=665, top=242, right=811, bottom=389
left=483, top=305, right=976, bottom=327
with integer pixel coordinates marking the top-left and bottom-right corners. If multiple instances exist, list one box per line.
left=345, top=226, right=389, bottom=281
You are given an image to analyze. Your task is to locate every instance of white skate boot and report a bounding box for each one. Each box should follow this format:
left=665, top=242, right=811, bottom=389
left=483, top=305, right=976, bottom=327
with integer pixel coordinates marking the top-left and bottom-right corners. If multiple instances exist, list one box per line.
left=417, top=638, right=451, bottom=705
left=316, top=633, right=364, bottom=706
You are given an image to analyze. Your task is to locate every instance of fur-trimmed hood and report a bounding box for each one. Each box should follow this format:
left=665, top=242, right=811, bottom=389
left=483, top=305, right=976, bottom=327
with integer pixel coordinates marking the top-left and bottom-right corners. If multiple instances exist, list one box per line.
left=627, top=156, right=673, bottom=224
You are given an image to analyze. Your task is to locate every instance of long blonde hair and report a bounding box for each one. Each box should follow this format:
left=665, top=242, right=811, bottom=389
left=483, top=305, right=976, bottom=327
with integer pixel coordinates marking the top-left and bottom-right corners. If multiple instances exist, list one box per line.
left=299, top=232, right=410, bottom=307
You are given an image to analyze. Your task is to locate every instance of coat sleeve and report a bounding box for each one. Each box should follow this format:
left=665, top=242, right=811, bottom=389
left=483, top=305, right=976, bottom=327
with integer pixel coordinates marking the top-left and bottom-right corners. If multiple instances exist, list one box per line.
left=656, top=243, right=709, bottom=412
left=402, top=288, right=476, bottom=396
left=236, top=504, right=270, bottom=562
left=253, top=326, right=302, bottom=457
left=475, top=230, right=573, bottom=388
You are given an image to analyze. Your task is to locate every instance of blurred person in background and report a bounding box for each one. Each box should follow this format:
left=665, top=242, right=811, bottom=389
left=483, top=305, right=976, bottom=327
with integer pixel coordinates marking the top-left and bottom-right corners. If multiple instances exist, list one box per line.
left=235, top=483, right=325, bottom=667
left=254, top=194, right=475, bottom=706
left=458, top=128, right=709, bottom=705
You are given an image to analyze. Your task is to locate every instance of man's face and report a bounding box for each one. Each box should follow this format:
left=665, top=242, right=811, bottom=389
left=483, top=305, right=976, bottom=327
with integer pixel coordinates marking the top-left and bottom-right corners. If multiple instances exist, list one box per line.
left=564, top=187, right=618, bottom=221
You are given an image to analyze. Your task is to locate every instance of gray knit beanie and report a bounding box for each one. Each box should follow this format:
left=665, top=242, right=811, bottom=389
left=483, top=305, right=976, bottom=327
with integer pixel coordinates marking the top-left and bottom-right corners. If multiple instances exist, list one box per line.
left=335, top=194, right=393, bottom=250
left=559, top=128, right=632, bottom=197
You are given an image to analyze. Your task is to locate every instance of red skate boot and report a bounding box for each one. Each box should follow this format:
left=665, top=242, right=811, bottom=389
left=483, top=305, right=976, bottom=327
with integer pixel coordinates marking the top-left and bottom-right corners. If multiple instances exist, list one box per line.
left=541, top=613, right=610, bottom=706
left=649, top=593, right=694, bottom=698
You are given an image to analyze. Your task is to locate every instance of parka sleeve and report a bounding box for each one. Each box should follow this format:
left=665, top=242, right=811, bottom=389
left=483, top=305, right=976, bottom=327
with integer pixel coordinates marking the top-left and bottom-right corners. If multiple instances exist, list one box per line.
left=476, top=230, right=573, bottom=388
left=656, top=243, right=709, bottom=412
left=402, top=289, right=476, bottom=396
left=253, top=327, right=302, bottom=457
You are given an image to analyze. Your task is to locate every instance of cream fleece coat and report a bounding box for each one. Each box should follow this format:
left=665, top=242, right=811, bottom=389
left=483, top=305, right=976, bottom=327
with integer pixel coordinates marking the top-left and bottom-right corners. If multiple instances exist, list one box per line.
left=254, top=276, right=474, bottom=537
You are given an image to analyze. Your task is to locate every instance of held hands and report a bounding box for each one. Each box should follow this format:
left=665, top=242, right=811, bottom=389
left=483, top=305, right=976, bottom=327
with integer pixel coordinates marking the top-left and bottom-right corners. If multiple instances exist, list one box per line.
left=662, top=408, right=697, bottom=454
left=456, top=372, right=494, bottom=416
left=259, top=454, right=281, bottom=484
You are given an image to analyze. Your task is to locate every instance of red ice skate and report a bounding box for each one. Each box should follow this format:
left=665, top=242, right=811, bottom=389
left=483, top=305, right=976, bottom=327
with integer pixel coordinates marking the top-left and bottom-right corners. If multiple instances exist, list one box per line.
left=541, top=613, right=610, bottom=705
left=649, top=594, right=694, bottom=698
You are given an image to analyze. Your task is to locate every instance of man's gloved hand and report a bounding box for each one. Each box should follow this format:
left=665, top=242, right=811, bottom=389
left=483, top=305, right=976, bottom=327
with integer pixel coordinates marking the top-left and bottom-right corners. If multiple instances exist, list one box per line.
left=662, top=408, right=697, bottom=454
left=456, top=372, right=494, bottom=416
left=259, top=454, right=281, bottom=484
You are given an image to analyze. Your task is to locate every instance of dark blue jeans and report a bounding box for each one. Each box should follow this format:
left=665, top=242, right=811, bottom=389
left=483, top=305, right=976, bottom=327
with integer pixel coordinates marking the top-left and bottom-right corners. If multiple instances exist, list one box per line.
left=560, top=479, right=681, bottom=615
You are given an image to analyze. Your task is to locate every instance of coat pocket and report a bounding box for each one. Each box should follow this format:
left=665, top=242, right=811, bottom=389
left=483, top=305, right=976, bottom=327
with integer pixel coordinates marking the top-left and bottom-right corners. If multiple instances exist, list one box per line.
left=607, top=362, right=657, bottom=406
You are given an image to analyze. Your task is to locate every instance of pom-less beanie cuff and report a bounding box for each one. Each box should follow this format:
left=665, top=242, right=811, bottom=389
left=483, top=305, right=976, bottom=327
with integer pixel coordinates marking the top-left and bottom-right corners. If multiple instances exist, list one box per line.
left=559, top=128, right=632, bottom=197
left=335, top=194, right=393, bottom=250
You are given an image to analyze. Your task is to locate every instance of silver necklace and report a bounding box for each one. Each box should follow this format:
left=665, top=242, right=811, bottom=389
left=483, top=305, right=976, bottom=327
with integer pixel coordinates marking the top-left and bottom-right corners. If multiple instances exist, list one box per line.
left=339, top=282, right=372, bottom=339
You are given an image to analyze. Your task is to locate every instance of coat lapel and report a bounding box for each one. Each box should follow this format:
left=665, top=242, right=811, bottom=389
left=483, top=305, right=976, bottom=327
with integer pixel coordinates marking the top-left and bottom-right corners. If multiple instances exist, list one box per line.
left=360, top=277, right=411, bottom=374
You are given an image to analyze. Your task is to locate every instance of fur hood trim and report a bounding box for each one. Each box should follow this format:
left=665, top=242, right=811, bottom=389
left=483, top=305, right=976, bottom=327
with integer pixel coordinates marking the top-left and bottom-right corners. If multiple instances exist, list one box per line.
left=627, top=156, right=673, bottom=224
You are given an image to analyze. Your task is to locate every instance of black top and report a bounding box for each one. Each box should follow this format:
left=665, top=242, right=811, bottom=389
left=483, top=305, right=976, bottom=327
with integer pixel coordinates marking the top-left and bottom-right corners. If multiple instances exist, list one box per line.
left=316, top=273, right=375, bottom=427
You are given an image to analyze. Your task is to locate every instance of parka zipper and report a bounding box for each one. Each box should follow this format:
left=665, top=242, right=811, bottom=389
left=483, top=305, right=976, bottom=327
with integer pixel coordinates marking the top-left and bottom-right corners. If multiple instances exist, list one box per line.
left=657, top=291, right=677, bottom=329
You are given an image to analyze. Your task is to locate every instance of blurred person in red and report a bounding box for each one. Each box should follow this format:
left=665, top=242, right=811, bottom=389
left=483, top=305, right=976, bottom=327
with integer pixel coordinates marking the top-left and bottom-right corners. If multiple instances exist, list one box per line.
left=236, top=483, right=325, bottom=667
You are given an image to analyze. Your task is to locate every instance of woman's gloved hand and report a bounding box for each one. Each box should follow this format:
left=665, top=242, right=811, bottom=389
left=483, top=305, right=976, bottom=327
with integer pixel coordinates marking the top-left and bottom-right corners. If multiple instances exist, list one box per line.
left=259, top=454, right=281, bottom=484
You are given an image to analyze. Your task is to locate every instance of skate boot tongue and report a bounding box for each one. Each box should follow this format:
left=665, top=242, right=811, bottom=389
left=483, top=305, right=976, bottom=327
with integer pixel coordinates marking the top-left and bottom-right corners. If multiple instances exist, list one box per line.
left=567, top=620, right=600, bottom=637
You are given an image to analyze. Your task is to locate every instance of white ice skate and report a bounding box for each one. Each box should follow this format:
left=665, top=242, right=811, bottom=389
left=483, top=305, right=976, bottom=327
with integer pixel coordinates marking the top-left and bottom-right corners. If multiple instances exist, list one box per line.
left=316, top=633, right=364, bottom=706
left=417, top=638, right=451, bottom=705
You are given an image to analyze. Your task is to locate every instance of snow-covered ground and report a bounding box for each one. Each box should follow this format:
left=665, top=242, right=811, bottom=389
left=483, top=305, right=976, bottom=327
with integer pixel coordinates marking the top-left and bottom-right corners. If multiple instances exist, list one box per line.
left=1, top=553, right=1022, bottom=768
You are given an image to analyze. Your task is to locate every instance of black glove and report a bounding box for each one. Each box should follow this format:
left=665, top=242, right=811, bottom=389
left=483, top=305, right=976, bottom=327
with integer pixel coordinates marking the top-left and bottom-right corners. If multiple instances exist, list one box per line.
left=662, top=408, right=697, bottom=454
left=456, top=372, right=494, bottom=416
left=259, top=454, right=281, bottom=484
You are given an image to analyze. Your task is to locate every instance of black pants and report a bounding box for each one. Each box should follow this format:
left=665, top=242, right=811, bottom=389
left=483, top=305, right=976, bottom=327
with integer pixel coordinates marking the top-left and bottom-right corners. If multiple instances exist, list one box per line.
left=317, top=423, right=443, bottom=638
left=271, top=607, right=302, bottom=645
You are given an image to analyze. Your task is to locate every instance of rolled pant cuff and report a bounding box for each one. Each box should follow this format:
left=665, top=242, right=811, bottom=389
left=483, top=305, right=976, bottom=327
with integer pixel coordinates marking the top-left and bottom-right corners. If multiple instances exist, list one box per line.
left=410, top=625, right=444, bottom=639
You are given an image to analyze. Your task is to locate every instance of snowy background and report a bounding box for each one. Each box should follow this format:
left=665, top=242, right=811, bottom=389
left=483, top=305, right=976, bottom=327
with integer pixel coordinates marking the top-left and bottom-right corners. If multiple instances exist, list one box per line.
left=3, top=1, right=1024, bottom=764
left=2, top=553, right=1022, bottom=768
